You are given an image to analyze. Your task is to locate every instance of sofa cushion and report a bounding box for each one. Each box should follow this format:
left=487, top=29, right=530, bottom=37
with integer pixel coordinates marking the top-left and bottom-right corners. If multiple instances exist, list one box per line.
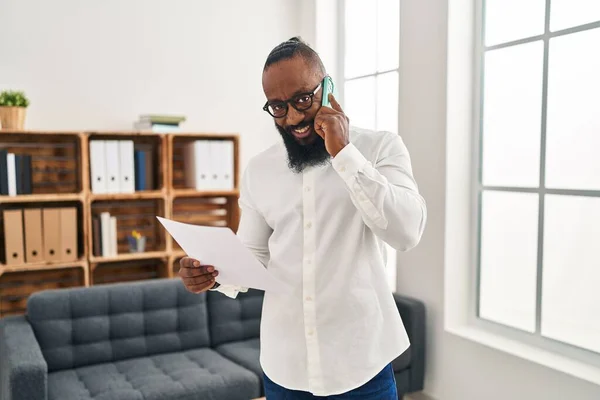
left=47, top=348, right=260, bottom=400
left=216, top=338, right=261, bottom=378
left=27, top=278, right=210, bottom=372
left=208, top=289, right=263, bottom=346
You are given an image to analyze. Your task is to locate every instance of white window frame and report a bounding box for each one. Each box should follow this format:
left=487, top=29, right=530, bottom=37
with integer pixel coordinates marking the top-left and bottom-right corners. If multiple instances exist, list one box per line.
left=336, top=0, right=400, bottom=132
left=444, top=0, right=600, bottom=386
left=474, top=0, right=600, bottom=359
left=334, top=0, right=400, bottom=292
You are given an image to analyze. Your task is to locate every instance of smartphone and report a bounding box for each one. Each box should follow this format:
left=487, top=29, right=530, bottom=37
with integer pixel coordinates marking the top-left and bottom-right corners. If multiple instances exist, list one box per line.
left=321, top=76, right=335, bottom=107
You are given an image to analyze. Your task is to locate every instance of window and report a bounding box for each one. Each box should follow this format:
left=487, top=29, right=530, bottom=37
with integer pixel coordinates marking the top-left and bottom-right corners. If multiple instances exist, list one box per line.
left=477, top=0, right=600, bottom=355
left=338, top=0, right=400, bottom=292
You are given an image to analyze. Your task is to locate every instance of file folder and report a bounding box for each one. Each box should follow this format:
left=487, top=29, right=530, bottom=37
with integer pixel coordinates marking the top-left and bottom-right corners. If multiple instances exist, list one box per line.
left=90, top=140, right=108, bottom=194
left=3, top=209, right=24, bottom=265
left=15, top=154, right=32, bottom=195
left=207, top=141, right=220, bottom=190
left=221, top=140, right=234, bottom=190
left=118, top=140, right=135, bottom=193
left=105, top=140, right=121, bottom=193
left=110, top=216, right=118, bottom=256
left=0, top=149, right=8, bottom=195
left=100, top=212, right=111, bottom=257
left=59, top=207, right=78, bottom=262
left=184, top=140, right=212, bottom=190
left=24, top=208, right=44, bottom=263
left=42, top=208, right=62, bottom=262
left=134, top=150, right=146, bottom=191
left=7, top=153, right=16, bottom=196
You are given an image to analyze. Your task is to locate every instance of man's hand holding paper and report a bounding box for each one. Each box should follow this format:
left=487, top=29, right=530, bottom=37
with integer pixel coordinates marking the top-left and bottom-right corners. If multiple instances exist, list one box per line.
left=157, top=217, right=289, bottom=294
left=178, top=257, right=219, bottom=294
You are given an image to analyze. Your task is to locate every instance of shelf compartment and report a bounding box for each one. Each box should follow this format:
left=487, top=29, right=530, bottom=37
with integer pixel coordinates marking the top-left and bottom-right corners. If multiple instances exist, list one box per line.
left=87, top=132, right=167, bottom=193
left=90, top=198, right=166, bottom=257
left=169, top=134, right=239, bottom=190
left=170, top=196, right=237, bottom=252
left=0, top=200, right=85, bottom=265
left=0, top=265, right=86, bottom=317
left=0, top=131, right=83, bottom=195
left=91, top=258, right=168, bottom=285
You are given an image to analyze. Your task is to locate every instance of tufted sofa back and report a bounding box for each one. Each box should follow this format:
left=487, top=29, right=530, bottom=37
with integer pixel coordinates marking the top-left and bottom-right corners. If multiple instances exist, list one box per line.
left=27, top=278, right=210, bottom=372
left=207, top=289, right=263, bottom=346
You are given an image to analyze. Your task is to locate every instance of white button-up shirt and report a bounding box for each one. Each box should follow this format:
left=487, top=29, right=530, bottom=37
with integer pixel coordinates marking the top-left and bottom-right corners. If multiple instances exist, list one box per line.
left=216, top=127, right=427, bottom=396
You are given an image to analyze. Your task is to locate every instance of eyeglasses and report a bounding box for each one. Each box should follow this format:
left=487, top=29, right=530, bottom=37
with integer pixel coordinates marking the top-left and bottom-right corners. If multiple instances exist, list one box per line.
left=262, top=82, right=322, bottom=118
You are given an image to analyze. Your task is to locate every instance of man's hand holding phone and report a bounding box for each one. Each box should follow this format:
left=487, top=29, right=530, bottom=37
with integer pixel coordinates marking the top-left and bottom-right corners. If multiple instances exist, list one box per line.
left=179, top=257, right=219, bottom=294
left=315, top=92, right=350, bottom=158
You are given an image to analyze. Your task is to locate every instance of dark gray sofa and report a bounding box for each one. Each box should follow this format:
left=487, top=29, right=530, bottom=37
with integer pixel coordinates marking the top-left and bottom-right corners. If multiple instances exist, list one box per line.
left=0, top=278, right=425, bottom=400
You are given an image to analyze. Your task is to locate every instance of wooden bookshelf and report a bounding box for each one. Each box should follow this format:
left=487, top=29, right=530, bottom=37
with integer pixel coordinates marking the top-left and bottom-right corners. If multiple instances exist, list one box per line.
left=89, top=250, right=168, bottom=265
left=90, top=191, right=165, bottom=201
left=171, top=188, right=240, bottom=198
left=0, top=130, right=240, bottom=316
left=0, top=193, right=84, bottom=204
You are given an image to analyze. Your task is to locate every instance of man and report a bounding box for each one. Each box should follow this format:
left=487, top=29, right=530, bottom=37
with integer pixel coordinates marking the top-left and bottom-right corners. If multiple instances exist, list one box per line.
left=179, top=37, right=426, bottom=399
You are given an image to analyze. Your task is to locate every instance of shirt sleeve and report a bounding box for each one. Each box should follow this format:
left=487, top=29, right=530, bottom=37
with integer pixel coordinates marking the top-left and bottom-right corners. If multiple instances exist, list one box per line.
left=331, top=132, right=427, bottom=251
left=211, top=166, right=273, bottom=299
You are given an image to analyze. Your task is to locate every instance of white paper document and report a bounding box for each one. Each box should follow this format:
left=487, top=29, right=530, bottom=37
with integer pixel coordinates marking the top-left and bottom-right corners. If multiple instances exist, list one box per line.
left=157, top=217, right=289, bottom=294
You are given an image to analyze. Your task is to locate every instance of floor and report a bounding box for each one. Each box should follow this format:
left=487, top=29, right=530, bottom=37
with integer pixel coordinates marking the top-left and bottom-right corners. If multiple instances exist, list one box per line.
left=406, top=393, right=436, bottom=400
left=253, top=392, right=435, bottom=400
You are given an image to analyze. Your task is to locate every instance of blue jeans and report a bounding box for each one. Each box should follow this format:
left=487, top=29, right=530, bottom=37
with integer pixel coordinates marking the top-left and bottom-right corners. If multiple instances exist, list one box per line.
left=263, top=363, right=398, bottom=400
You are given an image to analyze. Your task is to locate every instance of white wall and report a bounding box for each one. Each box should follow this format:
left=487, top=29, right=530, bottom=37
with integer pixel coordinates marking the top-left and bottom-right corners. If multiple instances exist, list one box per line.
left=396, top=1, right=600, bottom=399
left=0, top=0, right=307, bottom=168
left=5, top=1, right=600, bottom=398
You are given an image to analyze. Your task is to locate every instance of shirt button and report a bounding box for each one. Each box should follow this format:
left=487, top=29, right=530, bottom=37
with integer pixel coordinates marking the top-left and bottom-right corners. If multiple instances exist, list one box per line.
left=306, top=221, right=312, bottom=229
left=307, top=330, right=314, bottom=336
left=305, top=296, right=312, bottom=301
left=340, top=166, right=346, bottom=172
left=304, top=186, right=311, bottom=192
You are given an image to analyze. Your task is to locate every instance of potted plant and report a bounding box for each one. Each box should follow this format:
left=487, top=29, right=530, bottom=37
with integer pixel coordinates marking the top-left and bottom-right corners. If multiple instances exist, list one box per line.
left=0, top=90, right=30, bottom=130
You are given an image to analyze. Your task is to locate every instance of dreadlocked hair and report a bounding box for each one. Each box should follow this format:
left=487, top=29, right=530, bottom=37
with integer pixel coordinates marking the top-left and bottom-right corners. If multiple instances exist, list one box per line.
left=263, top=36, right=325, bottom=73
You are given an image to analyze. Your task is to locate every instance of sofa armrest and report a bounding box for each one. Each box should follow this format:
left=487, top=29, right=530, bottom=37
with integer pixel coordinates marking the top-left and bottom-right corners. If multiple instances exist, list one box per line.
left=393, top=293, right=426, bottom=392
left=0, top=316, right=48, bottom=400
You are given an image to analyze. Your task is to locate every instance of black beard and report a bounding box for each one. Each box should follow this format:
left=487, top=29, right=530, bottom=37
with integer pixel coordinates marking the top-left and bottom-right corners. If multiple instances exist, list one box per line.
left=276, top=122, right=331, bottom=173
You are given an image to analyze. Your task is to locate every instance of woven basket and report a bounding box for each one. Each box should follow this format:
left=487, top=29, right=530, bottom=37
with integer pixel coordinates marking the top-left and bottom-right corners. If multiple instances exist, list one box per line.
left=0, top=106, right=26, bottom=130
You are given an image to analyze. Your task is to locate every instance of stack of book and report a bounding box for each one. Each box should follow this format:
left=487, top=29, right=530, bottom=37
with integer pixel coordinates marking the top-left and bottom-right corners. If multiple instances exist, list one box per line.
left=134, top=114, right=186, bottom=133
left=90, top=140, right=155, bottom=194
left=183, top=140, right=234, bottom=190
left=0, top=150, right=32, bottom=195
left=92, top=212, right=118, bottom=257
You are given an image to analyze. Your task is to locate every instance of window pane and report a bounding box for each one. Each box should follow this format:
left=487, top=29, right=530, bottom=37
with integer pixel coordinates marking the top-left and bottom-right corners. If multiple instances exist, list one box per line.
left=542, top=195, right=600, bottom=353
left=376, top=71, right=398, bottom=133
left=484, top=0, right=546, bottom=47
left=550, top=0, right=600, bottom=31
left=545, top=28, right=600, bottom=190
left=479, top=190, right=539, bottom=332
left=344, top=0, right=377, bottom=78
left=482, top=42, right=543, bottom=187
left=344, top=76, right=376, bottom=130
left=377, top=0, right=399, bottom=71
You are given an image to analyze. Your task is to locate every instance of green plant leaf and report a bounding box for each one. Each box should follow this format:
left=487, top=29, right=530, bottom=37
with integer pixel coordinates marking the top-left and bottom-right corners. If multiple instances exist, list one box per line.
left=0, top=90, right=30, bottom=107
